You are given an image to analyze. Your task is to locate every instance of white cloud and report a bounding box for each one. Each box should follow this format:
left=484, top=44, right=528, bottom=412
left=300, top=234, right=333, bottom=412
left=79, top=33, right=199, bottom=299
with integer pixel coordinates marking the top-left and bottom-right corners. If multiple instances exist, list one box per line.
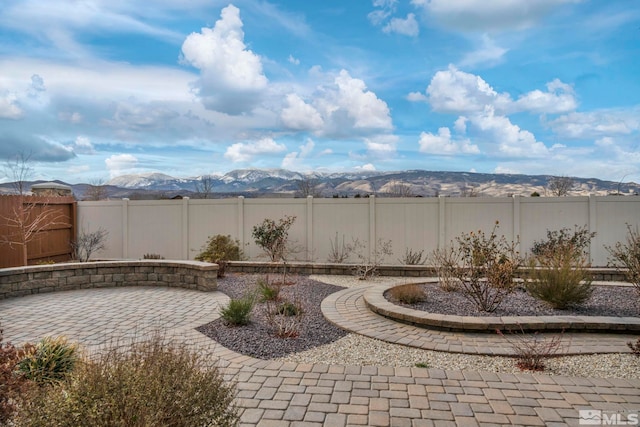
left=415, top=0, right=581, bottom=33
left=281, top=94, right=324, bottom=130
left=406, top=91, right=428, bottom=102
left=224, top=137, right=286, bottom=163
left=418, top=127, right=479, bottom=155
left=331, top=70, right=393, bottom=130
left=355, top=163, right=377, bottom=171
left=470, top=106, right=548, bottom=158
left=281, top=138, right=315, bottom=170
left=288, top=55, right=300, bottom=65
left=105, top=154, right=138, bottom=178
left=549, top=109, right=640, bottom=139
left=181, top=4, right=268, bottom=115
left=493, top=165, right=520, bottom=174
left=0, top=91, right=23, bottom=119
left=365, top=134, right=400, bottom=157
left=383, top=13, right=419, bottom=37
left=67, top=136, right=96, bottom=155
left=368, top=0, right=398, bottom=26
left=460, top=34, right=508, bottom=67
left=513, top=79, right=577, bottom=114
left=426, top=65, right=512, bottom=114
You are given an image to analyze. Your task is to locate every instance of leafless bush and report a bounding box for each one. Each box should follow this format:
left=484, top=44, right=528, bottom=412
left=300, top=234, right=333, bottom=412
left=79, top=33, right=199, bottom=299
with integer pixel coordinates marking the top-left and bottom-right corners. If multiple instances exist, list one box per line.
left=606, top=224, right=640, bottom=296
left=388, top=283, right=426, bottom=304
left=72, top=227, right=108, bottom=262
left=352, top=238, right=393, bottom=280
left=399, top=248, right=426, bottom=265
left=429, top=246, right=461, bottom=291
left=327, top=233, right=353, bottom=263
left=497, top=327, right=567, bottom=371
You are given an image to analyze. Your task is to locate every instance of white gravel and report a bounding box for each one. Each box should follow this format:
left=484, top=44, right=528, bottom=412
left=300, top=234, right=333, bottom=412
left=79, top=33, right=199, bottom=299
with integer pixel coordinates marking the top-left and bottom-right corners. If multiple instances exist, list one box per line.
left=274, top=275, right=640, bottom=380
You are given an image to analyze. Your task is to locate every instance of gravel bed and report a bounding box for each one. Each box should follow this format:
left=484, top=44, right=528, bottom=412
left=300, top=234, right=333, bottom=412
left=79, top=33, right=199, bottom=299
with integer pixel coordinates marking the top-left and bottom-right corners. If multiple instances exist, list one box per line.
left=196, top=273, right=348, bottom=359
left=386, top=283, right=640, bottom=317
left=199, top=274, right=640, bottom=379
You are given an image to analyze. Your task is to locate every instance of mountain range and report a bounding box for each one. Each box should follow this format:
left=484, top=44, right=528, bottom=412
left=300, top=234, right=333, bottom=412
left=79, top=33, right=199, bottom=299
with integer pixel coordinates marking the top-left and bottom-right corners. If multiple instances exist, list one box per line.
left=1, top=169, right=638, bottom=199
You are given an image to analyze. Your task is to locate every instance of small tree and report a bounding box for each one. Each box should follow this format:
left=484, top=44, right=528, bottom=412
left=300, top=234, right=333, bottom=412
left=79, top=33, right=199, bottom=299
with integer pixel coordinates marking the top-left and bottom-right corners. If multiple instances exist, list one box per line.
left=385, top=181, right=414, bottom=197
left=194, top=175, right=216, bottom=199
left=295, top=178, right=322, bottom=198
left=252, top=216, right=296, bottom=262
left=548, top=176, right=574, bottom=197
left=83, top=178, right=109, bottom=201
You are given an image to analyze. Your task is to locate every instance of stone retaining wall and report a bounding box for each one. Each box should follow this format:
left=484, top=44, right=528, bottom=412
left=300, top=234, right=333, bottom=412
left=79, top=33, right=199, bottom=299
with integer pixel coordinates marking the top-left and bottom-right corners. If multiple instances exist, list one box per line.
left=0, top=260, right=218, bottom=300
left=227, top=261, right=629, bottom=281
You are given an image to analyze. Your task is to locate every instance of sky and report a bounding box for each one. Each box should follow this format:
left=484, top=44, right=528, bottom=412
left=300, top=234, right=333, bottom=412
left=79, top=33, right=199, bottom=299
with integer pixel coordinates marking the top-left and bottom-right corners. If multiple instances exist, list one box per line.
left=0, top=0, right=639, bottom=184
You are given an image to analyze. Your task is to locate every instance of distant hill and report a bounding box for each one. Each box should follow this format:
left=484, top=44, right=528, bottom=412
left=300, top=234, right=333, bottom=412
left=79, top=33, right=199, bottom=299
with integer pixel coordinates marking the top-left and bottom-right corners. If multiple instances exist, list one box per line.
left=1, top=169, right=638, bottom=200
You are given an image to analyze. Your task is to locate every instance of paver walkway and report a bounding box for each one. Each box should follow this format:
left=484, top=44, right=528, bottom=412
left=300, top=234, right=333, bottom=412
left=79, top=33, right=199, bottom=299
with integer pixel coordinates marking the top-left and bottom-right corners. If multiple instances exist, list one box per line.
left=323, top=287, right=637, bottom=355
left=1, top=285, right=639, bottom=426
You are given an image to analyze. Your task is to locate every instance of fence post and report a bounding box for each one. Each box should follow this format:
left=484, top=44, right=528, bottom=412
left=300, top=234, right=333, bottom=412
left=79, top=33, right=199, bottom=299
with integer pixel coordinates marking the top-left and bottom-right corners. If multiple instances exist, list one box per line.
left=588, top=194, right=597, bottom=264
left=438, top=195, right=446, bottom=249
left=237, top=196, right=245, bottom=249
left=512, top=195, right=521, bottom=251
left=121, top=198, right=129, bottom=258
left=369, top=195, right=376, bottom=259
left=182, top=197, right=189, bottom=260
left=306, top=196, right=313, bottom=261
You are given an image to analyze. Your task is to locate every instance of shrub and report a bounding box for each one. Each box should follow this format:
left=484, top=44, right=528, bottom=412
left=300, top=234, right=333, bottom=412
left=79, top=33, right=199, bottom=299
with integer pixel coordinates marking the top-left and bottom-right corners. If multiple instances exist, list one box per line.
left=388, top=284, right=426, bottom=304
left=450, top=223, right=521, bottom=312
left=143, top=253, right=165, bottom=259
left=399, top=248, right=426, bottom=265
left=257, top=277, right=281, bottom=302
left=429, top=246, right=460, bottom=292
left=17, top=336, right=239, bottom=427
left=606, top=224, right=640, bottom=296
left=327, top=232, right=352, bottom=263
left=415, top=362, right=429, bottom=368
left=72, top=227, right=108, bottom=262
left=1, top=328, right=30, bottom=425
left=526, top=246, right=593, bottom=309
left=220, top=293, right=256, bottom=326
left=195, top=234, right=245, bottom=278
left=264, top=298, right=303, bottom=338
left=628, top=338, right=640, bottom=357
left=352, top=238, right=393, bottom=280
left=252, top=216, right=296, bottom=262
left=276, top=301, right=303, bottom=317
left=531, top=225, right=595, bottom=260
left=497, top=327, right=566, bottom=371
left=17, top=336, right=79, bottom=385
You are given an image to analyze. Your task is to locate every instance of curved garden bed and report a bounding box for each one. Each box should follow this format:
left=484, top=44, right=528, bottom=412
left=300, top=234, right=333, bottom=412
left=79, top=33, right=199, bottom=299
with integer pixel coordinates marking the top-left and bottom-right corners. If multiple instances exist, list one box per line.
left=364, top=282, right=640, bottom=333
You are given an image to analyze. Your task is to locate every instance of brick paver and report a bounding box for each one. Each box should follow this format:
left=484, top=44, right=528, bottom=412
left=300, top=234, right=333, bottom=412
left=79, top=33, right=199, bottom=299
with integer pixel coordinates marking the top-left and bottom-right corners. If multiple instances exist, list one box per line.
left=1, top=283, right=638, bottom=426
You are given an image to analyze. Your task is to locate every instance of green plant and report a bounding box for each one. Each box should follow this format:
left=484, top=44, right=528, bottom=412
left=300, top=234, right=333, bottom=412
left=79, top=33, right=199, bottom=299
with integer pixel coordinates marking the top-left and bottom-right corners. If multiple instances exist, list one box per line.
left=414, top=362, right=429, bottom=368
left=16, top=336, right=239, bottom=427
left=143, top=253, right=165, bottom=259
left=628, top=338, right=640, bottom=357
left=497, top=327, right=566, bottom=371
left=276, top=301, right=303, bottom=317
left=450, top=223, right=522, bottom=312
left=526, top=246, right=593, bottom=309
left=195, top=234, right=245, bottom=278
left=252, top=216, right=296, bottom=262
left=257, top=277, right=281, bottom=302
left=606, top=224, right=640, bottom=296
left=17, top=336, right=79, bottom=385
left=399, top=248, right=426, bottom=265
left=388, top=283, right=426, bottom=304
left=1, top=328, right=30, bottom=425
left=220, top=293, right=256, bottom=326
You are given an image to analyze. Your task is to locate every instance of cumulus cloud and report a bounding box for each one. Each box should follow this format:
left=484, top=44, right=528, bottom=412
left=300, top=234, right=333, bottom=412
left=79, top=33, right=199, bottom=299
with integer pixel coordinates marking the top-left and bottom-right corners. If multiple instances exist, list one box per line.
left=355, top=163, right=377, bottom=171
left=281, top=94, right=324, bottom=130
left=470, top=106, right=548, bottom=158
left=364, top=134, right=400, bottom=157
left=66, top=136, right=96, bottom=155
left=460, top=35, right=508, bottom=67
left=105, top=154, right=138, bottom=178
left=413, top=0, right=580, bottom=33
left=418, top=127, right=479, bottom=155
left=383, top=13, right=419, bottom=37
left=368, top=0, right=398, bottom=26
left=549, top=109, right=639, bottom=139
left=513, top=79, right=577, bottom=114
left=224, top=137, right=286, bottom=163
left=181, top=4, right=268, bottom=115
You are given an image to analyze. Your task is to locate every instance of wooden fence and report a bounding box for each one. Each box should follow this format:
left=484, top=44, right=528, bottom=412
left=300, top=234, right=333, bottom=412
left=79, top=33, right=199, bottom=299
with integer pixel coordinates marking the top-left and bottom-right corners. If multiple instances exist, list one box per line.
left=0, top=195, right=76, bottom=268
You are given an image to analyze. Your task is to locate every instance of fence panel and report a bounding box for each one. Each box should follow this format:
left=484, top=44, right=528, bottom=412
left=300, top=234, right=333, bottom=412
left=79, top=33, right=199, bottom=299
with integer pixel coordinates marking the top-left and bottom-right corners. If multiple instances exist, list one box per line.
left=0, top=195, right=76, bottom=267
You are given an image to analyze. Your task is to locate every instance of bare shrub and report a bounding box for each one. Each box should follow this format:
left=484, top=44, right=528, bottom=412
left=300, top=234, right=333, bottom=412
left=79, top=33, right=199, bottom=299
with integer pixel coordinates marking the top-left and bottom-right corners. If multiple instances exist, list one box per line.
left=450, top=223, right=522, bottom=312
left=351, top=238, right=393, bottom=280
left=72, top=227, right=108, bottom=262
left=1, top=328, right=30, bottom=425
left=531, top=225, right=595, bottom=259
left=606, top=224, right=640, bottom=296
left=143, top=253, right=164, bottom=259
left=399, top=248, right=426, bottom=265
left=497, top=327, right=566, bottom=371
left=388, top=284, right=426, bottom=304
left=327, top=233, right=353, bottom=263
left=429, top=246, right=460, bottom=292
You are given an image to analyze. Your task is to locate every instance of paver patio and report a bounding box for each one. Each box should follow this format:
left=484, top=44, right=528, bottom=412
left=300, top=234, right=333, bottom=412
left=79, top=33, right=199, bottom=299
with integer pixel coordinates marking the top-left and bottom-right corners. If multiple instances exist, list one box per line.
left=1, top=283, right=638, bottom=426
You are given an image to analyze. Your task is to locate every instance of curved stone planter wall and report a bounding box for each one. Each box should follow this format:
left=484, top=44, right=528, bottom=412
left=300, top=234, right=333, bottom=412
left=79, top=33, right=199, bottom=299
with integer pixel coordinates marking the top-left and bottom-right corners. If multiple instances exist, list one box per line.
left=0, top=260, right=218, bottom=300
left=364, top=283, right=640, bottom=334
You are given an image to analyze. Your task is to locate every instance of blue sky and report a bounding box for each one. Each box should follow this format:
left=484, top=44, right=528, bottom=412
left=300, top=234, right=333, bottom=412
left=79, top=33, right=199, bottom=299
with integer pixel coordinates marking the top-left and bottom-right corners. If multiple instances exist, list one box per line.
left=0, top=0, right=638, bottom=184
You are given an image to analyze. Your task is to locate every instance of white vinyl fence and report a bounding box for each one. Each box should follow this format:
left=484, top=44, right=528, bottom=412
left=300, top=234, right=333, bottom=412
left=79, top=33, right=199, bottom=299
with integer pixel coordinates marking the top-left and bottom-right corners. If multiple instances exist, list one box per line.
left=77, top=195, right=640, bottom=267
